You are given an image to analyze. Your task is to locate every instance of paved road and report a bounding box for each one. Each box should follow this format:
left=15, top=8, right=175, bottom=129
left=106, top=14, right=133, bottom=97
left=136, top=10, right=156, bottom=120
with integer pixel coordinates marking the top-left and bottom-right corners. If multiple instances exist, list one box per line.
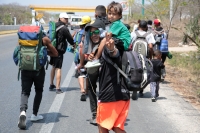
left=0, top=33, right=200, bottom=133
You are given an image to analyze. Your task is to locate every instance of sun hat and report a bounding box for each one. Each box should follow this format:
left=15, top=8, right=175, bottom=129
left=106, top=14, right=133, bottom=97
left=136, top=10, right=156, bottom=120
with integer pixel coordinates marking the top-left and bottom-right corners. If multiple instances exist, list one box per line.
left=79, top=16, right=91, bottom=25
left=59, top=12, right=69, bottom=18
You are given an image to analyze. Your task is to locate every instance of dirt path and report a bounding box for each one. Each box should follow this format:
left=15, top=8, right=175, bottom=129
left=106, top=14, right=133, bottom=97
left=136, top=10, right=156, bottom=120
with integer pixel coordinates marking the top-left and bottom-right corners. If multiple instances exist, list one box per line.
left=169, top=46, right=198, bottom=52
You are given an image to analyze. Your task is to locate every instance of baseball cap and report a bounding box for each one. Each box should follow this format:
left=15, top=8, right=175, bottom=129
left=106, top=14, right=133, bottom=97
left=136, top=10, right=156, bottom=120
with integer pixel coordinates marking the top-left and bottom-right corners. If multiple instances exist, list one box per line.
left=79, top=16, right=91, bottom=25
left=85, top=19, right=105, bottom=31
left=154, top=19, right=161, bottom=26
left=59, top=12, right=69, bottom=19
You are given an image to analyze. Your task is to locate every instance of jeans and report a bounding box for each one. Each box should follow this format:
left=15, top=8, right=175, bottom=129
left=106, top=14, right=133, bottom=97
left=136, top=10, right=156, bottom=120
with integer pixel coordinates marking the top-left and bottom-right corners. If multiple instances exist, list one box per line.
left=87, top=69, right=99, bottom=118
left=150, top=82, right=159, bottom=97
left=20, top=67, right=45, bottom=115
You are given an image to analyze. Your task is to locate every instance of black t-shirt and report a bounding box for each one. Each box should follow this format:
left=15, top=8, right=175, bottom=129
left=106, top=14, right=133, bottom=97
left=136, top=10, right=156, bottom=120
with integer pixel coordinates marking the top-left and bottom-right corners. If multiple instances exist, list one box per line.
left=98, top=48, right=130, bottom=102
left=150, top=59, right=165, bottom=82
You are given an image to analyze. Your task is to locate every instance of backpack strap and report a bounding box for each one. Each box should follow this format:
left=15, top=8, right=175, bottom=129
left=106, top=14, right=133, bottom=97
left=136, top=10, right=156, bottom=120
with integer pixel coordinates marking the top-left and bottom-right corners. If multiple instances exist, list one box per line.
left=135, top=31, right=143, bottom=38
left=75, top=32, right=80, bottom=45
left=135, top=31, right=149, bottom=38
left=140, top=54, right=148, bottom=88
left=56, top=25, right=64, bottom=32
left=102, top=52, right=130, bottom=83
left=18, top=69, right=21, bottom=81
left=142, top=32, right=150, bottom=38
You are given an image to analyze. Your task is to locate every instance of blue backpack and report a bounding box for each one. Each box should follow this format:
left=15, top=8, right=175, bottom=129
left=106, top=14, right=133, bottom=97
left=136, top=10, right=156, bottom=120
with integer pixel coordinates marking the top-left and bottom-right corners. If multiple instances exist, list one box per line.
left=160, top=38, right=169, bottom=53
left=154, top=30, right=169, bottom=53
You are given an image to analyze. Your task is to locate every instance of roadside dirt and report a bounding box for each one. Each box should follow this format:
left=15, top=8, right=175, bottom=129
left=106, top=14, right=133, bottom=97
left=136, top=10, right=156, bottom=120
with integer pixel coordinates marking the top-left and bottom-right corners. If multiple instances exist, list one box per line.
left=165, top=61, right=200, bottom=112
left=163, top=21, right=200, bottom=111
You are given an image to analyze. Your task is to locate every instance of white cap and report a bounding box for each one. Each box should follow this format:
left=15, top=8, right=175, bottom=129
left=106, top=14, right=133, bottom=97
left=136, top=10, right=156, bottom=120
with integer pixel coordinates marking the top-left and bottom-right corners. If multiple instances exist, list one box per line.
left=59, top=13, right=69, bottom=19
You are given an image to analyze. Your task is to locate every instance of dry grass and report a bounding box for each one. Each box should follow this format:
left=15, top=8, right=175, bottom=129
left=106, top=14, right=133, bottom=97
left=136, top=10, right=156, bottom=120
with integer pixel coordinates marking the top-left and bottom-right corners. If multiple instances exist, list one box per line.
left=165, top=57, right=200, bottom=111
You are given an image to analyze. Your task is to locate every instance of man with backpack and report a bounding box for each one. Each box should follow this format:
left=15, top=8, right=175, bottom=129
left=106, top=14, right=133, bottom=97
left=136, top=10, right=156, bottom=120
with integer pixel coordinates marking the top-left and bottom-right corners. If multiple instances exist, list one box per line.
left=76, top=5, right=109, bottom=125
left=49, top=12, right=75, bottom=94
left=18, top=36, right=58, bottom=130
left=131, top=20, right=155, bottom=61
left=131, top=20, right=155, bottom=97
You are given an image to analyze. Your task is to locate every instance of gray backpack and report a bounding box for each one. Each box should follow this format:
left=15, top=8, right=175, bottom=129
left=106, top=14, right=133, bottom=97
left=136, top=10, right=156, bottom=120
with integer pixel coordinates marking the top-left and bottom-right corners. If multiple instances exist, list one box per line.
left=132, top=31, right=150, bottom=58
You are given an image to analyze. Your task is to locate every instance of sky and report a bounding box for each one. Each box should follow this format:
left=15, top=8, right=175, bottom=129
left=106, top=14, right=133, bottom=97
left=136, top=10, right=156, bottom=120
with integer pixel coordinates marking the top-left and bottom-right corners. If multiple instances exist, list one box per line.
left=0, top=0, right=126, bottom=15
left=0, top=0, right=120, bottom=7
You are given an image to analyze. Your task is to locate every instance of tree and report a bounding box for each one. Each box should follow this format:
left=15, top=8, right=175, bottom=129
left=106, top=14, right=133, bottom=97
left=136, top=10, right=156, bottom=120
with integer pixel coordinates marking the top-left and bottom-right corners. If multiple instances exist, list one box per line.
left=182, top=14, right=200, bottom=50
left=0, top=3, right=54, bottom=25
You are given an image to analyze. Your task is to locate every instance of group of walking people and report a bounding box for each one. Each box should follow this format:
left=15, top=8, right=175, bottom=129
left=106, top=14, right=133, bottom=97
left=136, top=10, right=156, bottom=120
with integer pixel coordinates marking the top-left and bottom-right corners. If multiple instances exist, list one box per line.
left=17, top=1, right=169, bottom=132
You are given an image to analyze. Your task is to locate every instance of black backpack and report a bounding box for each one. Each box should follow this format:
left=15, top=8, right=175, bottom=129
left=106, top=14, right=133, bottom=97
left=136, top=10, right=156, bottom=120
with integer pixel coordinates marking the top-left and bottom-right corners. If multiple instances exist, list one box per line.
left=102, top=51, right=153, bottom=92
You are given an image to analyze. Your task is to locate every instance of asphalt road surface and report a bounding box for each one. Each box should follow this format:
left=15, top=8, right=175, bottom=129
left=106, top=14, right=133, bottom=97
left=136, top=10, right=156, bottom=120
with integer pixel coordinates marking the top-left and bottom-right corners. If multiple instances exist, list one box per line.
left=0, top=32, right=200, bottom=133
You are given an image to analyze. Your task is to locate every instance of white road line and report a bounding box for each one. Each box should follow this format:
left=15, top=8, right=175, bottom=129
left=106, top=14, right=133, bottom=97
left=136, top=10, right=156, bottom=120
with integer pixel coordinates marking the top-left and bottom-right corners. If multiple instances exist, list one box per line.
left=39, top=63, right=75, bottom=133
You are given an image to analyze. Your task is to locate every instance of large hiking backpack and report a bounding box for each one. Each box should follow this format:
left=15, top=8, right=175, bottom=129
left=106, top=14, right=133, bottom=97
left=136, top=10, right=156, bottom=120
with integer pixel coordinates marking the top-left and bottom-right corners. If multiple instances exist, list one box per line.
left=13, top=25, right=47, bottom=79
left=48, top=21, right=64, bottom=47
left=132, top=31, right=150, bottom=57
left=102, top=51, right=153, bottom=92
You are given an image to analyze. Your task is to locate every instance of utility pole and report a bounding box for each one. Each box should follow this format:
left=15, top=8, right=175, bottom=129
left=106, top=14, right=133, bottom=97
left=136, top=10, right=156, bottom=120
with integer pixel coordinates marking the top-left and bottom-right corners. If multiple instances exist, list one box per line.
left=170, top=0, right=173, bottom=21
left=142, top=0, right=145, bottom=16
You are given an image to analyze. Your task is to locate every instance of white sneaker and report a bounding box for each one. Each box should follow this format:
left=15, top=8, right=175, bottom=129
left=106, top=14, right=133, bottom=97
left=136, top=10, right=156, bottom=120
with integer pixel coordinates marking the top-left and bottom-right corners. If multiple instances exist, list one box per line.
left=18, top=111, right=26, bottom=129
left=151, top=97, right=156, bottom=102
left=30, top=114, right=43, bottom=121
left=85, top=59, right=101, bottom=68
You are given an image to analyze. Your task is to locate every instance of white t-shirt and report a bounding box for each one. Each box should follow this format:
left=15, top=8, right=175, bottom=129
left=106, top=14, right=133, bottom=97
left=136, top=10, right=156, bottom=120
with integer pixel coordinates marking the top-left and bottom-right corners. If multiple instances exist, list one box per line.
left=133, top=24, right=138, bottom=32
left=131, top=30, right=156, bottom=44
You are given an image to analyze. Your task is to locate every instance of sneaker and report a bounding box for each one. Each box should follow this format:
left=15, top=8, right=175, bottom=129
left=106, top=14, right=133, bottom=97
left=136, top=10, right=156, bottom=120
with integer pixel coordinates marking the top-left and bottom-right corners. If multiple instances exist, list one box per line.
left=89, top=117, right=97, bottom=126
left=56, top=89, right=63, bottom=94
left=30, top=114, right=43, bottom=121
left=151, top=97, right=156, bottom=102
left=85, top=59, right=101, bottom=68
left=49, top=84, right=56, bottom=91
left=18, top=111, right=26, bottom=129
left=80, top=93, right=86, bottom=101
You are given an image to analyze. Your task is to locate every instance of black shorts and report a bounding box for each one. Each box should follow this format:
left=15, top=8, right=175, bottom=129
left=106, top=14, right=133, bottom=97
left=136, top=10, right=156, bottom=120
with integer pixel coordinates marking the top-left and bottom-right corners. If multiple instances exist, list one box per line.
left=50, top=54, right=63, bottom=69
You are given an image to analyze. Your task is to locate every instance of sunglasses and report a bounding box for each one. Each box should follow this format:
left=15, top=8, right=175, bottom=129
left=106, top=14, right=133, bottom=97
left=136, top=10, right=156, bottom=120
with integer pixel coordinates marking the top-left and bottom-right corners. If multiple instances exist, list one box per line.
left=90, top=30, right=100, bottom=36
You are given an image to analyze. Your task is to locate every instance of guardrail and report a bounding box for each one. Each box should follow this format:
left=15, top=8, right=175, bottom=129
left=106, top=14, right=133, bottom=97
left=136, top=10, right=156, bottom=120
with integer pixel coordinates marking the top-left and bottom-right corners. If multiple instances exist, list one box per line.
left=0, top=24, right=49, bottom=31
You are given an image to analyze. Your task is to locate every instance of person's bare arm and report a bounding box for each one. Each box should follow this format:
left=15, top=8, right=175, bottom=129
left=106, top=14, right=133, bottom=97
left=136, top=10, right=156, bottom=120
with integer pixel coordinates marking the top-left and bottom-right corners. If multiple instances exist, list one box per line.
left=76, top=42, right=86, bottom=72
left=148, top=43, right=153, bottom=60
left=94, top=38, right=106, bottom=59
left=42, top=37, right=58, bottom=57
left=72, top=30, right=77, bottom=38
